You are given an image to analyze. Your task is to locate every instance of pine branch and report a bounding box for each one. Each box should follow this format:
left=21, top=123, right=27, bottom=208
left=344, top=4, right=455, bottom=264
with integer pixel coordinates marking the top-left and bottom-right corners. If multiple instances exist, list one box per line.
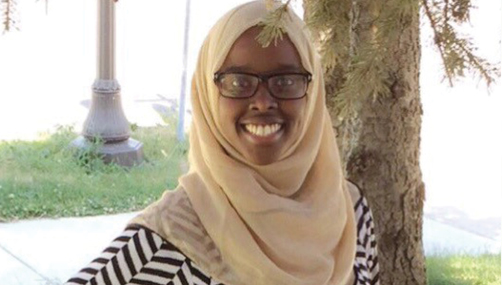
left=2, top=0, right=13, bottom=32
left=256, top=0, right=292, bottom=47
left=332, top=43, right=391, bottom=120
left=421, top=0, right=499, bottom=86
left=2, top=0, right=50, bottom=33
left=456, top=38, right=499, bottom=86
left=443, top=0, right=449, bottom=28
left=422, top=0, right=455, bottom=85
left=328, top=0, right=408, bottom=121
left=450, top=0, right=471, bottom=23
left=1, top=0, right=21, bottom=33
left=304, top=0, right=351, bottom=69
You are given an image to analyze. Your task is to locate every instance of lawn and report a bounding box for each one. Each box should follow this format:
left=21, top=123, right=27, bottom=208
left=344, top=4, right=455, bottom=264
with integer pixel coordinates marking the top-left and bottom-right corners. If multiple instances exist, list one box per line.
left=0, top=125, right=187, bottom=221
left=427, top=253, right=501, bottom=285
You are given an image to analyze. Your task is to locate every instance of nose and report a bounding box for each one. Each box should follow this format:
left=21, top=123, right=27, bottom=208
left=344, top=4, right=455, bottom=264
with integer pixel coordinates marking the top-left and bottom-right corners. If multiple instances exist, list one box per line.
left=249, top=84, right=278, bottom=111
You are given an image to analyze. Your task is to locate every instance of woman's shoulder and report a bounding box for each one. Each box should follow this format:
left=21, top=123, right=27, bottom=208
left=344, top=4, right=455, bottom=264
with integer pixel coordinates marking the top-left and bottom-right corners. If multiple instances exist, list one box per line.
left=346, top=180, right=373, bottom=216
left=345, top=180, right=380, bottom=285
left=64, top=224, right=223, bottom=285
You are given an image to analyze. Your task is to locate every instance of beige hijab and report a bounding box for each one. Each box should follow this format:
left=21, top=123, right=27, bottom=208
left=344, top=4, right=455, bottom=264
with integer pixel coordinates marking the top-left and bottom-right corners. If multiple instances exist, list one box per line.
left=131, top=1, right=356, bottom=284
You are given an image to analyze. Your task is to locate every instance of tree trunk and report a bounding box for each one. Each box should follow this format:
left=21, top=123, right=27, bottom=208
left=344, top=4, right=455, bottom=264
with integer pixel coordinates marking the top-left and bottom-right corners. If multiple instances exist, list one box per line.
left=305, top=0, right=427, bottom=283
left=344, top=1, right=427, bottom=284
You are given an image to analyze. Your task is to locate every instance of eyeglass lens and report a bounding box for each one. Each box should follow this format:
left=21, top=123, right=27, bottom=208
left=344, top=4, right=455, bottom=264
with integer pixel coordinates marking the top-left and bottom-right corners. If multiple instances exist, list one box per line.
left=217, top=73, right=308, bottom=99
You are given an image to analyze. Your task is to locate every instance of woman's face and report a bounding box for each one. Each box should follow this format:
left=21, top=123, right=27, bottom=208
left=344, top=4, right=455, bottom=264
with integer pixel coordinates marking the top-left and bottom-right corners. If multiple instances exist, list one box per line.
left=217, top=26, right=307, bottom=165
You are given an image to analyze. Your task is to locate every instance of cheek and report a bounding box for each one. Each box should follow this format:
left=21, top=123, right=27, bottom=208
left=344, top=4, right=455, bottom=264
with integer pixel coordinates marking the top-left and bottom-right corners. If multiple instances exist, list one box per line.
left=218, top=99, right=242, bottom=135
left=283, top=100, right=306, bottom=127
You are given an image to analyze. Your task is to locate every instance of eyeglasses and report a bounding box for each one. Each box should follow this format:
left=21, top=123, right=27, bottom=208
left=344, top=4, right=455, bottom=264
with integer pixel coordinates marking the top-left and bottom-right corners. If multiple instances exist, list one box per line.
left=213, top=72, right=312, bottom=100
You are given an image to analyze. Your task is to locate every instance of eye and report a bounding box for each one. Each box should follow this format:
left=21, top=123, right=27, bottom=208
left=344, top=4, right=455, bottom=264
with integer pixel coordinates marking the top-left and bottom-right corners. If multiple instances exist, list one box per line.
left=218, top=74, right=257, bottom=98
left=268, top=74, right=309, bottom=99
left=271, top=75, right=300, bottom=89
left=231, top=77, right=252, bottom=88
left=274, top=76, right=295, bottom=87
left=219, top=74, right=253, bottom=89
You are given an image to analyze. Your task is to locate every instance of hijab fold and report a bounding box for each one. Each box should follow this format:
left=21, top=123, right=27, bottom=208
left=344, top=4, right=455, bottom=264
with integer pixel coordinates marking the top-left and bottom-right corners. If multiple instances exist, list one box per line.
left=131, top=1, right=356, bottom=284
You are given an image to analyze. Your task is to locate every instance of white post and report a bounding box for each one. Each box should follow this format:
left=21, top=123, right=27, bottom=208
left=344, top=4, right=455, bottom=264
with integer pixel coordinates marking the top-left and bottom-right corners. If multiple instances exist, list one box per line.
left=177, top=0, right=191, bottom=142
left=72, top=0, right=143, bottom=167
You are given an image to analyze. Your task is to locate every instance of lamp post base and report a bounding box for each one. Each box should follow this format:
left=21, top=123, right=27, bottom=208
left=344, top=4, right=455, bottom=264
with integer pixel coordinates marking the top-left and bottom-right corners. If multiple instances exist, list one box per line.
left=71, top=136, right=144, bottom=167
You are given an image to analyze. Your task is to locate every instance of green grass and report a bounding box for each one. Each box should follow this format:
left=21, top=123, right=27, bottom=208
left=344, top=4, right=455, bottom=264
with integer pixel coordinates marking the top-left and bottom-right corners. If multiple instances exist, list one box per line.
left=427, top=253, right=501, bottom=285
left=0, top=125, right=188, bottom=221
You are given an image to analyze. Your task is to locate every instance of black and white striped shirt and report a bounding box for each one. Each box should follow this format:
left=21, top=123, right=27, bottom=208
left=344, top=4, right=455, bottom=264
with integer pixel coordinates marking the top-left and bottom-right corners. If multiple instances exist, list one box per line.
left=64, top=195, right=379, bottom=285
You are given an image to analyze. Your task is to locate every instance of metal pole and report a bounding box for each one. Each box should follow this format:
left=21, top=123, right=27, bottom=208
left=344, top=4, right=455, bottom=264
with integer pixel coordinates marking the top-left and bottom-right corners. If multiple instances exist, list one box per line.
left=177, top=0, right=191, bottom=142
left=97, top=0, right=115, bottom=80
left=72, top=0, right=144, bottom=167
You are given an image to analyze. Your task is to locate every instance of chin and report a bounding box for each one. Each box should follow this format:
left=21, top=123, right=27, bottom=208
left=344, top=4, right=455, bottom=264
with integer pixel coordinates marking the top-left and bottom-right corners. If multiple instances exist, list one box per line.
left=251, top=158, right=275, bottom=166
left=246, top=151, right=280, bottom=166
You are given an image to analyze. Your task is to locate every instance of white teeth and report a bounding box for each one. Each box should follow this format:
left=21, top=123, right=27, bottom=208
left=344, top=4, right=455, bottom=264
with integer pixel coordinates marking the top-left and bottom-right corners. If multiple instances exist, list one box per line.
left=264, top=125, right=271, bottom=135
left=256, top=125, right=264, bottom=136
left=245, top=124, right=281, bottom=137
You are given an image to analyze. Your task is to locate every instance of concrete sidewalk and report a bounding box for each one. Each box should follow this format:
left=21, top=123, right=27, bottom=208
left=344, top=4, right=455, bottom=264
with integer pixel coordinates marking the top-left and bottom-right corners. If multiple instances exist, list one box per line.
left=0, top=213, right=138, bottom=285
left=0, top=212, right=500, bottom=285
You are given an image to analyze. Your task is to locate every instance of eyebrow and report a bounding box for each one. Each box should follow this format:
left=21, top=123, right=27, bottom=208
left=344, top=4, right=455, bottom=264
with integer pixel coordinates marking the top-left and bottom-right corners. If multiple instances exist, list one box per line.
left=219, top=64, right=306, bottom=74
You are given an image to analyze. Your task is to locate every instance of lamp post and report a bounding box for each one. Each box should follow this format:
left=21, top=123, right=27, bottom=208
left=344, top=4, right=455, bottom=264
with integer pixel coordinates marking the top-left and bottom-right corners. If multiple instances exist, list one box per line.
left=72, top=0, right=144, bottom=167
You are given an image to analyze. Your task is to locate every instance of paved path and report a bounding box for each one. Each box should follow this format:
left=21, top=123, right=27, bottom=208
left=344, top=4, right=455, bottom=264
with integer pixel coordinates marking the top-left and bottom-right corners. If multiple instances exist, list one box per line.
left=0, top=213, right=138, bottom=285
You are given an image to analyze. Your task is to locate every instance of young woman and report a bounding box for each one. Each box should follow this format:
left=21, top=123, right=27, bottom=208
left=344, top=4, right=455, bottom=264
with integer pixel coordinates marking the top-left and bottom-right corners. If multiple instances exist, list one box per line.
left=65, top=1, right=379, bottom=284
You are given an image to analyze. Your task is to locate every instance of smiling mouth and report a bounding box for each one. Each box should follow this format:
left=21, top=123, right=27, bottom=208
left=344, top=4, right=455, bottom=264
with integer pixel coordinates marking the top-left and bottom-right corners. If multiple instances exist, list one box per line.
left=244, top=123, right=282, bottom=137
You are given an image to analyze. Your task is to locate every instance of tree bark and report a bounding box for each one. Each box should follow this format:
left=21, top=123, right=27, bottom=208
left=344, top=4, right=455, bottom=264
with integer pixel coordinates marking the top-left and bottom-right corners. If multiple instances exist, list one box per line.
left=345, top=1, right=427, bottom=284
left=305, top=0, right=427, bottom=283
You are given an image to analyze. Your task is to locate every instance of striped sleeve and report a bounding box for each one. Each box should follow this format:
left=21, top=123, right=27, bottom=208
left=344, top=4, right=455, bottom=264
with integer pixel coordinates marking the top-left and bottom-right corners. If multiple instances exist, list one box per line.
left=353, top=195, right=380, bottom=285
left=64, top=225, right=223, bottom=285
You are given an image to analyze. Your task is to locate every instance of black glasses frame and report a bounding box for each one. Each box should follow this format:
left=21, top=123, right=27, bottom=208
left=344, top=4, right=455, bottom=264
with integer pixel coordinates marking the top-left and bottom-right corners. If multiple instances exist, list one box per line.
left=213, top=71, right=312, bottom=100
